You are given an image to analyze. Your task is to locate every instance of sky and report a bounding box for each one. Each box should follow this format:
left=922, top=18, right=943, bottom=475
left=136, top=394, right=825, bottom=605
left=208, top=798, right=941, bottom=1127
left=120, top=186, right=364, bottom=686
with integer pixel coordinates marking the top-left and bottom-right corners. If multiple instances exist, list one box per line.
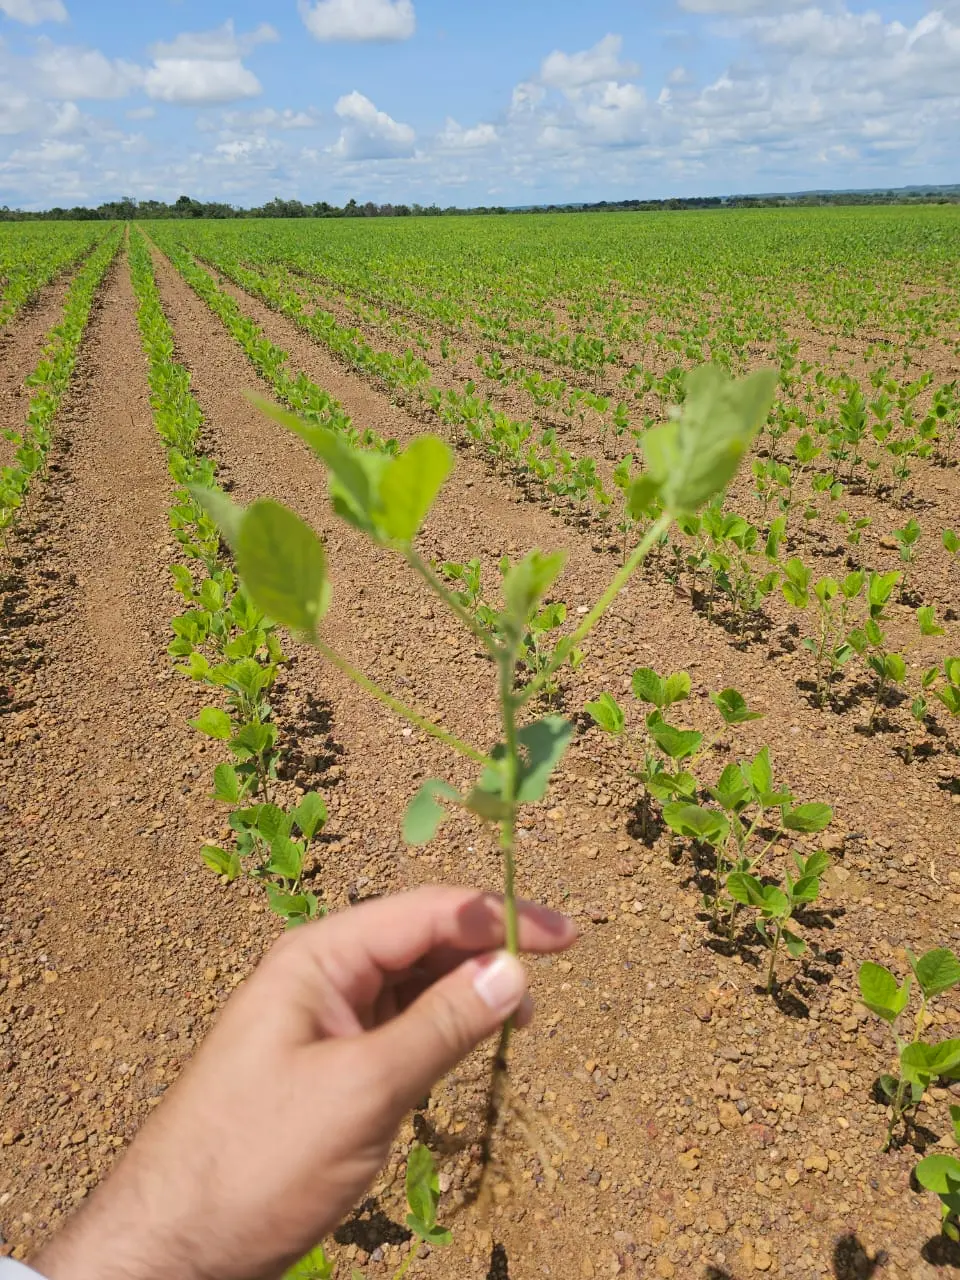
left=0, top=0, right=958, bottom=210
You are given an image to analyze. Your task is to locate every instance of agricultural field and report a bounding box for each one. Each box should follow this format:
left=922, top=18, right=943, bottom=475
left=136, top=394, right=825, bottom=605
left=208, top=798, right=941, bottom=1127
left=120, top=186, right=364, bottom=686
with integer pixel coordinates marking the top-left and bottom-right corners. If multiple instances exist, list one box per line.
left=0, top=206, right=959, bottom=1280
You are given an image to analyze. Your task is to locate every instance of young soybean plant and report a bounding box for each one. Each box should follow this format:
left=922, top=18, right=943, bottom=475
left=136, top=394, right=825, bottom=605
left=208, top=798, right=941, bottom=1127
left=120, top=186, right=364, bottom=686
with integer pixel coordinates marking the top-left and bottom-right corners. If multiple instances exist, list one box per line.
left=194, top=363, right=777, bottom=1169
left=859, top=948, right=960, bottom=1151
left=915, top=1108, right=960, bottom=1243
left=727, top=850, right=831, bottom=994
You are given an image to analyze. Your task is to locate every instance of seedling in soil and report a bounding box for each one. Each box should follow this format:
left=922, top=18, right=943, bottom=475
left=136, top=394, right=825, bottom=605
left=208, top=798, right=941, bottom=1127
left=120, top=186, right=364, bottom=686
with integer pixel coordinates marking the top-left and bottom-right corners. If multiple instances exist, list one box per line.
left=193, top=363, right=777, bottom=1182
left=858, top=947, right=960, bottom=1151
left=848, top=571, right=904, bottom=731
left=915, top=1153, right=960, bottom=1244
left=287, top=1144, right=450, bottom=1280
left=727, top=850, right=831, bottom=993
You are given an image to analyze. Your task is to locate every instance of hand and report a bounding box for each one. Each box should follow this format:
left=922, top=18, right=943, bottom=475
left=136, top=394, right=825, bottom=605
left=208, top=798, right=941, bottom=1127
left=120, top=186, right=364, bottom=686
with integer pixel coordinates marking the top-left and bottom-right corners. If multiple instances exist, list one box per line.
left=33, top=886, right=577, bottom=1280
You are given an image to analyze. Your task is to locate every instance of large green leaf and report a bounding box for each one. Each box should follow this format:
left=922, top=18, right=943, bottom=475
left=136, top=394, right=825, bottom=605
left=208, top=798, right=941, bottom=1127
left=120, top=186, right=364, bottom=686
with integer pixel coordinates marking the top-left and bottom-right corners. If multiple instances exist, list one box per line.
left=585, top=692, right=625, bottom=736
left=405, top=1144, right=440, bottom=1232
left=641, top=365, right=777, bottom=514
left=190, top=706, right=233, bottom=740
left=646, top=712, right=702, bottom=762
left=783, top=802, right=833, bottom=834
left=915, top=1154, right=960, bottom=1207
left=379, top=437, right=453, bottom=542
left=662, top=803, right=729, bottom=845
left=293, top=792, right=328, bottom=842
left=236, top=500, right=330, bottom=638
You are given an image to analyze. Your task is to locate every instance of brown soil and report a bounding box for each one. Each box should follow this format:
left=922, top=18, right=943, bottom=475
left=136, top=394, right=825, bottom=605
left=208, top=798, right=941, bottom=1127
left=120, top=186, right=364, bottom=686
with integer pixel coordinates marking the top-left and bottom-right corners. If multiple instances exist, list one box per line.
left=0, top=275, right=76, bottom=470
left=0, top=244, right=958, bottom=1280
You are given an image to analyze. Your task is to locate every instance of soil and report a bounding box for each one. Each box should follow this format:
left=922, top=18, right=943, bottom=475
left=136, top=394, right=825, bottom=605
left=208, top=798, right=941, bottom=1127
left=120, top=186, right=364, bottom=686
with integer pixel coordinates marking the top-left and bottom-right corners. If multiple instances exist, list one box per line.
left=0, top=242, right=958, bottom=1280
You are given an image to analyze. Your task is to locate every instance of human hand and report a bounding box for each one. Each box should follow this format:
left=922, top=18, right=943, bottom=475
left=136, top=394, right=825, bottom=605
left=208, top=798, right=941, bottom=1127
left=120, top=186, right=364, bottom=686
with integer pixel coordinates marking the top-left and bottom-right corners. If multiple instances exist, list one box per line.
left=33, top=886, right=577, bottom=1280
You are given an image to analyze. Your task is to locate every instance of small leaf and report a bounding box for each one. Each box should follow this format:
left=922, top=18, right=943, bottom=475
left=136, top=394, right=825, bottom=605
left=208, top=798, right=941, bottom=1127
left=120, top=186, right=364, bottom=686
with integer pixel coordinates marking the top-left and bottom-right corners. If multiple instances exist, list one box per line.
left=201, top=845, right=241, bottom=881
left=514, top=716, right=574, bottom=803
left=632, top=667, right=666, bottom=708
left=646, top=711, right=702, bottom=762
left=783, top=929, right=808, bottom=960
left=918, top=606, right=945, bottom=638
left=294, top=792, right=328, bottom=841
left=914, top=1154, right=960, bottom=1201
left=662, top=803, right=730, bottom=846
left=727, top=871, right=765, bottom=908
left=913, top=949, right=960, bottom=1000
left=501, top=550, right=567, bottom=638
left=403, top=780, right=461, bottom=846
left=858, top=962, right=910, bottom=1024
left=267, top=836, right=304, bottom=881
left=585, top=692, right=625, bottom=736
left=710, top=687, right=763, bottom=725
left=783, top=802, right=833, bottom=834
left=405, top=1144, right=440, bottom=1232
left=236, top=500, right=329, bottom=637
left=190, top=707, right=233, bottom=740
left=212, top=763, right=242, bottom=804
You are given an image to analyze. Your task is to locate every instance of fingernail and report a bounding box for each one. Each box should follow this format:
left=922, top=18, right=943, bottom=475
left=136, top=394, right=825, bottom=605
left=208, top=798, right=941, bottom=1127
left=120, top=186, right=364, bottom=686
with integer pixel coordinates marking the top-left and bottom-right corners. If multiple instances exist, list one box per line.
left=473, top=951, right=526, bottom=1016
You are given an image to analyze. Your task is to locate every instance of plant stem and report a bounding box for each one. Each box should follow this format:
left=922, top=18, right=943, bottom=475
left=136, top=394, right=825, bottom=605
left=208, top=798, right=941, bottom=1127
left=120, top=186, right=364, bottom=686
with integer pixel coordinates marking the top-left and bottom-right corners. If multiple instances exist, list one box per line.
left=313, top=638, right=490, bottom=766
left=766, top=927, right=782, bottom=994
left=392, top=1241, right=421, bottom=1280
left=518, top=511, right=672, bottom=707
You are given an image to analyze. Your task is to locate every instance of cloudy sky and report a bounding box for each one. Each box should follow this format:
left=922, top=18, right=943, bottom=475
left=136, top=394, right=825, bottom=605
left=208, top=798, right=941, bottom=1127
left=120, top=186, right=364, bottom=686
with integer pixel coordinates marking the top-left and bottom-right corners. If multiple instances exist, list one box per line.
left=0, top=0, right=957, bottom=209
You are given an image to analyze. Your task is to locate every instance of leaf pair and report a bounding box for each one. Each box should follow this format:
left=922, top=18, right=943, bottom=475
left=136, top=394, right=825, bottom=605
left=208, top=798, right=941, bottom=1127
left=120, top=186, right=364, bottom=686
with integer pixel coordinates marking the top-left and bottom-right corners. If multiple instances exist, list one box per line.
left=405, top=1144, right=452, bottom=1248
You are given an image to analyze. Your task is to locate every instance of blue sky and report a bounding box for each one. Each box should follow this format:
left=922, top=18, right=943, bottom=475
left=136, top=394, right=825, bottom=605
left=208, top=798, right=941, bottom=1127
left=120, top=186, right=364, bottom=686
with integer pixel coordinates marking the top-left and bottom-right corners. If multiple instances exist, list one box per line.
left=0, top=0, right=957, bottom=209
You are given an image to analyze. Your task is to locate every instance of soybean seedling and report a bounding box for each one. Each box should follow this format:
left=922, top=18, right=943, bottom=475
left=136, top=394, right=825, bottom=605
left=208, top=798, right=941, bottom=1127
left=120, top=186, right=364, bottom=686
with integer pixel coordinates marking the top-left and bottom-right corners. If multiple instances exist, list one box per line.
left=287, top=1144, right=451, bottom=1280
left=727, top=850, right=831, bottom=994
left=193, top=364, right=777, bottom=1180
left=916, top=1151, right=960, bottom=1244
left=858, top=948, right=960, bottom=1151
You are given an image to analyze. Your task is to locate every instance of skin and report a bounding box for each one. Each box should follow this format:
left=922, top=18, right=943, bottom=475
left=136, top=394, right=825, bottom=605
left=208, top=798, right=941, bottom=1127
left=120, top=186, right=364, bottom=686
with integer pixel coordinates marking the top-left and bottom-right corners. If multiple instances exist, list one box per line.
left=32, top=886, right=577, bottom=1280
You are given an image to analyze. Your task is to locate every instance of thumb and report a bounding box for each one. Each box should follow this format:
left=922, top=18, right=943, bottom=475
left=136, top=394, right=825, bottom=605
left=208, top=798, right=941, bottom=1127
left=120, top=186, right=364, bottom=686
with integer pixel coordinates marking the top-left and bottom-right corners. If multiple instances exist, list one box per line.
left=372, top=951, right=527, bottom=1112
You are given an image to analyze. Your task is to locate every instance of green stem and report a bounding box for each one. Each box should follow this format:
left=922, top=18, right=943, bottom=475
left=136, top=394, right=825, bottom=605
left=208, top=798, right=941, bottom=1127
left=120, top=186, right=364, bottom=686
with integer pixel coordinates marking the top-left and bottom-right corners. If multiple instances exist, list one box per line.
left=405, top=549, right=502, bottom=661
left=313, top=638, right=490, bottom=766
left=392, top=1240, right=422, bottom=1280
left=766, top=927, right=782, bottom=994
left=518, top=511, right=672, bottom=707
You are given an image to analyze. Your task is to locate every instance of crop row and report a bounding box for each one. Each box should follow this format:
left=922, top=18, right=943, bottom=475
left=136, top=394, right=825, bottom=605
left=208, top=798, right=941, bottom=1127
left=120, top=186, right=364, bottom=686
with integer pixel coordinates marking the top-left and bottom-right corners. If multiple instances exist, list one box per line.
left=0, top=228, right=122, bottom=543
left=0, top=222, right=108, bottom=331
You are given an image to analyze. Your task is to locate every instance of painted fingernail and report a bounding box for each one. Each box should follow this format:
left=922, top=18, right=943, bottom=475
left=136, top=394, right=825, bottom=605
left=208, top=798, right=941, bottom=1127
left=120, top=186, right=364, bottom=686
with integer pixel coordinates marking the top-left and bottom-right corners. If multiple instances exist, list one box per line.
left=473, top=951, right=526, bottom=1016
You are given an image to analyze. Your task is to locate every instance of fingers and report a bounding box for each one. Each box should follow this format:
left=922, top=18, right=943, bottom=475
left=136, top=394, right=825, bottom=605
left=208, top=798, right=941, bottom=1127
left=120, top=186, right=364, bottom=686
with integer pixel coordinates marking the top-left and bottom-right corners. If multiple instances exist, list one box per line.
left=366, top=950, right=528, bottom=1113
left=283, top=886, right=576, bottom=1012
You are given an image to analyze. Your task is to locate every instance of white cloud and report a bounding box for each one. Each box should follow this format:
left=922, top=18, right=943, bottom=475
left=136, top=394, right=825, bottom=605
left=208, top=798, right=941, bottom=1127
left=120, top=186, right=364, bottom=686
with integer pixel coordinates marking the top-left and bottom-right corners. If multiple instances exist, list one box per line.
left=127, top=105, right=156, bottom=121
left=438, top=117, right=498, bottom=149
left=678, top=0, right=809, bottom=11
left=299, top=0, right=415, bottom=42
left=540, top=34, right=639, bottom=92
left=213, top=107, right=320, bottom=131
left=331, top=89, right=414, bottom=159
left=33, top=43, right=143, bottom=99
left=9, top=137, right=85, bottom=164
left=141, top=21, right=275, bottom=106
left=149, top=21, right=279, bottom=62
left=0, top=0, right=67, bottom=24
left=144, top=59, right=262, bottom=105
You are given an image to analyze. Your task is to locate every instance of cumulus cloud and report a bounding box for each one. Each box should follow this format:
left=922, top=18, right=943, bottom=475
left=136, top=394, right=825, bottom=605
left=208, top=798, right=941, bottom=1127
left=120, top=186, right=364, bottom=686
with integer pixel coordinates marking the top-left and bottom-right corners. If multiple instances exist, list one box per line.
left=215, top=107, right=320, bottom=131
left=677, top=0, right=810, bottom=11
left=0, top=0, right=67, bottom=24
left=438, top=118, right=498, bottom=149
left=299, top=0, right=415, bottom=42
left=33, top=43, right=143, bottom=99
left=331, top=90, right=415, bottom=159
left=143, top=21, right=275, bottom=105
left=540, top=34, right=639, bottom=92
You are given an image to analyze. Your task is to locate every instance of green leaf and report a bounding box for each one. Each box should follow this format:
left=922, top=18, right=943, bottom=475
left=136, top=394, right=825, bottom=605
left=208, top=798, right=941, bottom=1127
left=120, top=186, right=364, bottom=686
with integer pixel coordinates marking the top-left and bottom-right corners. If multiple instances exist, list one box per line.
left=211, top=763, right=242, bottom=805
left=201, top=845, right=241, bottom=881
left=403, top=780, right=461, bottom=846
left=801, top=850, right=832, bottom=879
left=189, top=485, right=244, bottom=548
left=951, top=1104, right=960, bottom=1145
left=379, top=437, right=453, bottom=542
left=514, top=716, right=574, bottom=802
left=585, top=692, right=625, bottom=735
left=641, top=365, right=778, bottom=514
left=293, top=792, right=328, bottom=841
left=858, top=962, right=910, bottom=1024
left=646, top=711, right=702, bottom=762
left=190, top=707, right=233, bottom=740
left=709, top=762, right=750, bottom=812
left=405, top=1144, right=439, bottom=1232
left=783, top=929, right=808, bottom=960
left=746, top=746, right=774, bottom=799
left=918, top=606, right=945, bottom=638
left=265, top=884, right=314, bottom=923
left=783, top=802, right=833, bottom=834
left=234, top=803, right=292, bottom=843
left=662, top=803, right=730, bottom=846
left=267, top=836, right=304, bottom=881
left=501, top=550, right=567, bottom=637
left=710, top=687, right=763, bottom=725
left=902, top=1040, right=960, bottom=1087
left=632, top=667, right=666, bottom=707
left=662, top=672, right=692, bottom=707
left=915, top=1154, right=960, bottom=1204
left=283, top=1244, right=335, bottom=1280
left=727, top=871, right=765, bottom=908
left=791, top=875, right=822, bottom=905
left=235, top=500, right=329, bottom=638
left=231, top=721, right=278, bottom=761
left=912, top=949, right=960, bottom=1000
